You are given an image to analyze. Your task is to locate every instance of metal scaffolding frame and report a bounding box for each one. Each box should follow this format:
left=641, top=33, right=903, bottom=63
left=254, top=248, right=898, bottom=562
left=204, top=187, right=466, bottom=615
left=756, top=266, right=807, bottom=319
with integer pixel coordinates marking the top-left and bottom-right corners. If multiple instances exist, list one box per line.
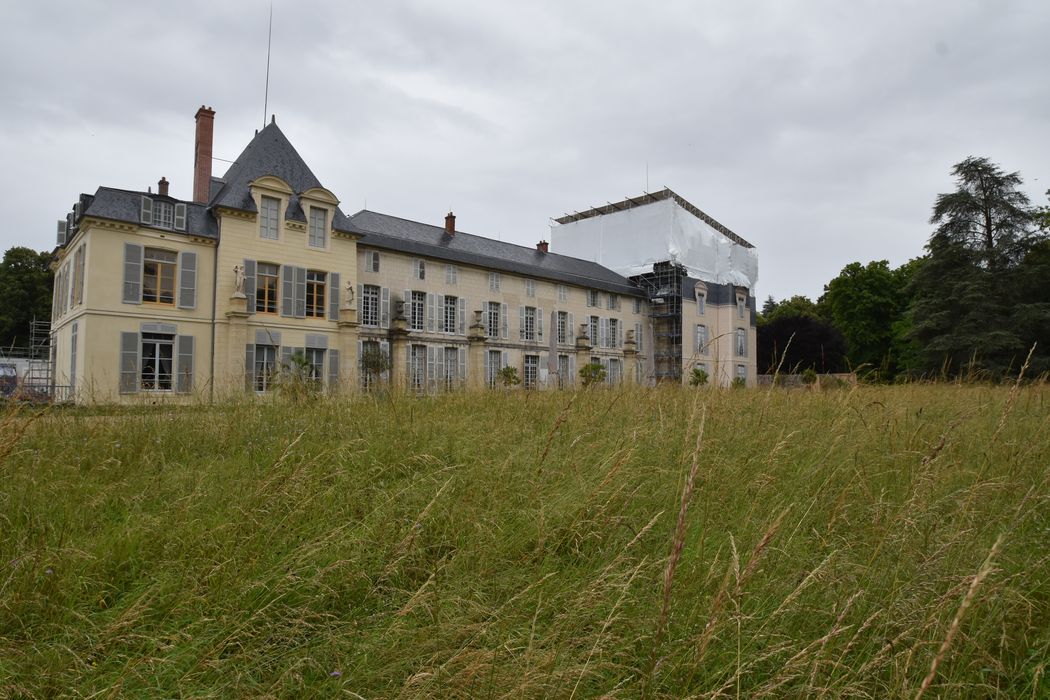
left=631, top=261, right=686, bottom=383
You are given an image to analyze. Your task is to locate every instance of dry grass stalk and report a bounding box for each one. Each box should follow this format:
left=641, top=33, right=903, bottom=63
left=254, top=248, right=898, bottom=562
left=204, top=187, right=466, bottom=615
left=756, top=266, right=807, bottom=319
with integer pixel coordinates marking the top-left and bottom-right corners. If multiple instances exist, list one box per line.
left=991, top=342, right=1036, bottom=444
left=914, top=534, right=1003, bottom=699
left=538, top=391, right=578, bottom=472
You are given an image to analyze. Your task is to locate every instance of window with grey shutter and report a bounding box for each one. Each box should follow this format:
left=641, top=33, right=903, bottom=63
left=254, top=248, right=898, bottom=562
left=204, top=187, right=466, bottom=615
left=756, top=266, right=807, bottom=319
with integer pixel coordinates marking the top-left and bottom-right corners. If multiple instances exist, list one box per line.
left=280, top=265, right=294, bottom=317
left=174, top=203, right=187, bottom=230
left=457, top=297, right=466, bottom=335
left=140, top=196, right=153, bottom=225
left=119, top=331, right=139, bottom=393
left=294, top=267, right=307, bottom=318
left=458, top=347, right=466, bottom=385
left=328, top=349, right=340, bottom=391
left=178, top=251, right=197, bottom=309
left=501, top=303, right=508, bottom=339
left=537, top=308, right=544, bottom=342
left=328, top=272, right=340, bottom=320
left=176, top=335, right=194, bottom=393
left=245, top=344, right=255, bottom=391
left=427, top=293, right=436, bottom=332
left=244, top=259, right=257, bottom=311
left=380, top=287, right=390, bottom=328
left=379, top=340, right=390, bottom=382
left=123, top=243, right=143, bottom=304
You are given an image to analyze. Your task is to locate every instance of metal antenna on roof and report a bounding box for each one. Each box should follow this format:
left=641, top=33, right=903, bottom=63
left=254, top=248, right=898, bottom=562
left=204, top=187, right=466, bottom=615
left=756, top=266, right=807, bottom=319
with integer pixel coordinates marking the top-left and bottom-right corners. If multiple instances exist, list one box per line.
left=262, top=2, right=273, bottom=129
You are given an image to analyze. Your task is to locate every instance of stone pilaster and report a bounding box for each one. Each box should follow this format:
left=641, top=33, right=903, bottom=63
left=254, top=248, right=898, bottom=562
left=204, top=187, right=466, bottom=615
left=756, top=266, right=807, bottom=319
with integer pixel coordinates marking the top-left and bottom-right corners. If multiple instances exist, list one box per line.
left=225, top=293, right=250, bottom=397
left=575, top=322, right=593, bottom=384
left=467, top=309, right=487, bottom=390
left=622, top=329, right=638, bottom=385
left=337, top=306, right=359, bottom=394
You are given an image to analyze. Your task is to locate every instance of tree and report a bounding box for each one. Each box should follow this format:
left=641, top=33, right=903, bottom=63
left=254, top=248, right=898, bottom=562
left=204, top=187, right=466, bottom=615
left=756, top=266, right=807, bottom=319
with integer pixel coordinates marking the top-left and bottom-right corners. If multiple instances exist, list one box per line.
left=909, top=157, right=1047, bottom=378
left=761, top=295, right=821, bottom=323
left=0, top=247, right=54, bottom=351
left=758, top=313, right=847, bottom=375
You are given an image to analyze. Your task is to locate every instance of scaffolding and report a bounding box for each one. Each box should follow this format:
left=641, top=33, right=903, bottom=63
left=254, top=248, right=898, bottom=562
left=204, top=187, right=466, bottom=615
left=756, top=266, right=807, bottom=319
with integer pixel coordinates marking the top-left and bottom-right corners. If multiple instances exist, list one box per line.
left=632, top=261, right=686, bottom=383
left=25, top=319, right=54, bottom=395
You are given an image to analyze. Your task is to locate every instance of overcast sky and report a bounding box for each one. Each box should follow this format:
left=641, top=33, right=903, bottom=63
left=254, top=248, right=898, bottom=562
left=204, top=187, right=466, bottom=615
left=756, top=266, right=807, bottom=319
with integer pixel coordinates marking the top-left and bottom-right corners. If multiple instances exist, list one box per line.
left=2, top=0, right=1048, bottom=301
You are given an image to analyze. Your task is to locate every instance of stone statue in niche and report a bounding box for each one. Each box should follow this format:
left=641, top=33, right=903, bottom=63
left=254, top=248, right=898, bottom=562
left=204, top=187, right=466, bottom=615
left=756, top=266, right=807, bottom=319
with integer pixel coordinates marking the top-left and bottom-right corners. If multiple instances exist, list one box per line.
left=343, top=280, right=355, bottom=308
left=232, top=264, right=246, bottom=298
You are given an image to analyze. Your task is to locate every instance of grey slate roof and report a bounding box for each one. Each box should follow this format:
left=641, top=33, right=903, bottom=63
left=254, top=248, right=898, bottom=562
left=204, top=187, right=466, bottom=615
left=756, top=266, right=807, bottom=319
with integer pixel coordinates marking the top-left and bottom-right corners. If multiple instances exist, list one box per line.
left=81, top=187, right=218, bottom=239
left=209, top=120, right=357, bottom=234
left=350, top=210, right=645, bottom=297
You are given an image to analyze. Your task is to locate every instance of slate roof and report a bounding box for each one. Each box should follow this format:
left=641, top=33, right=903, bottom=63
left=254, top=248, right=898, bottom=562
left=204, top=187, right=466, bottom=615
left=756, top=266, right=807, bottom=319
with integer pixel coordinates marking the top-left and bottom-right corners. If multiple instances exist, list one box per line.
left=80, top=187, right=218, bottom=239
left=209, top=120, right=358, bottom=234
left=350, top=210, right=645, bottom=297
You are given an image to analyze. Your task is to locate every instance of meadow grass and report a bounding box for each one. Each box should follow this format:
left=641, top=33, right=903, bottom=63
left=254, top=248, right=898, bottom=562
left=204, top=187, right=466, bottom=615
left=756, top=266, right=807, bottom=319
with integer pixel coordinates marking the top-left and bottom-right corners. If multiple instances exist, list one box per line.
left=0, top=383, right=1047, bottom=698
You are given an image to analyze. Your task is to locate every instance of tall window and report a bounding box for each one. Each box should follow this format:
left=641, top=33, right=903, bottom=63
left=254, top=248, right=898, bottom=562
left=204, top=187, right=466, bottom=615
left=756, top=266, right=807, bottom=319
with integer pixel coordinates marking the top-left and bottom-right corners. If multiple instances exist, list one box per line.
left=141, top=332, right=174, bottom=391
left=608, top=358, right=622, bottom=384
left=523, top=354, right=538, bottom=389
left=360, top=339, right=380, bottom=390
left=487, top=350, right=501, bottom=387
left=607, top=318, right=619, bottom=348
left=489, top=272, right=501, bottom=291
left=633, top=298, right=642, bottom=314
left=522, top=306, right=537, bottom=341
left=696, top=291, right=706, bottom=314
left=737, top=295, right=746, bottom=319
left=557, top=311, right=569, bottom=344
left=558, top=354, right=570, bottom=388
left=524, top=279, right=536, bottom=297
left=409, top=344, right=426, bottom=393
left=305, top=348, right=325, bottom=382
left=254, top=344, right=277, bottom=391
left=366, top=250, right=380, bottom=273
left=736, top=364, right=747, bottom=381
left=446, top=265, right=458, bottom=285
left=414, top=259, right=426, bottom=280
left=154, top=201, right=174, bottom=229
left=696, top=324, right=708, bottom=355
left=587, top=290, right=599, bottom=307
left=70, top=322, right=78, bottom=389
left=607, top=293, right=620, bottom=310
left=558, top=285, right=568, bottom=302
left=443, top=296, right=458, bottom=333
left=736, top=327, right=747, bottom=356
left=362, top=284, right=380, bottom=327
left=260, top=196, right=279, bottom=239
left=309, top=207, right=327, bottom=248
left=409, top=291, right=426, bottom=331
left=255, top=263, right=279, bottom=313
left=306, top=270, right=326, bottom=317
left=443, top=347, right=458, bottom=390
left=588, top=316, right=599, bottom=346
left=143, top=248, right=177, bottom=305
left=486, top=301, right=501, bottom=338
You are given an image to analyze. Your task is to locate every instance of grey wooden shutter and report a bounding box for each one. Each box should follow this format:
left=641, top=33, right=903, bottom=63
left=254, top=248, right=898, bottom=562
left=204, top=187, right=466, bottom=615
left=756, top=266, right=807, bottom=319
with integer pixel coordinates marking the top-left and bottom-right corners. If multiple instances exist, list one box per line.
left=174, top=203, right=187, bottom=230
left=434, top=346, right=444, bottom=390
left=245, top=344, right=255, bottom=391
left=122, top=243, right=143, bottom=304
left=176, top=335, right=194, bottom=393
left=427, top=293, right=435, bottom=332
left=380, top=287, right=390, bottom=328
left=458, top=347, right=467, bottom=385
left=457, top=298, right=466, bottom=335
left=483, top=349, right=490, bottom=385
left=379, top=340, right=390, bottom=382
left=244, top=259, right=257, bottom=312
left=599, top=318, right=607, bottom=348
left=119, top=331, right=139, bottom=393
left=436, top=295, right=445, bottom=333
left=537, top=308, right=544, bottom=342
left=569, top=354, right=576, bottom=384
left=280, top=265, right=294, bottom=317
left=501, top=304, right=508, bottom=339
left=178, top=251, right=197, bottom=309
left=568, top=313, right=575, bottom=344
left=357, top=284, right=363, bottom=318
left=483, top=304, right=491, bottom=337
left=139, top=196, right=153, bottom=225
left=328, top=272, right=340, bottom=321
left=294, top=267, right=307, bottom=318
left=502, top=350, right=509, bottom=369
left=636, top=322, right=643, bottom=352
left=328, top=349, right=340, bottom=392
left=519, top=306, right=525, bottom=340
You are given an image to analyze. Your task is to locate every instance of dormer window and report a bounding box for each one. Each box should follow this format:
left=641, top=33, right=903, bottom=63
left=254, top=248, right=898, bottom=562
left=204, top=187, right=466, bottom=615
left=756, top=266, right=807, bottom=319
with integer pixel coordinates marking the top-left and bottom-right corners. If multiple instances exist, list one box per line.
left=308, top=207, right=327, bottom=248
left=260, top=196, right=280, bottom=239
left=139, top=196, right=187, bottom=231
left=154, top=201, right=173, bottom=229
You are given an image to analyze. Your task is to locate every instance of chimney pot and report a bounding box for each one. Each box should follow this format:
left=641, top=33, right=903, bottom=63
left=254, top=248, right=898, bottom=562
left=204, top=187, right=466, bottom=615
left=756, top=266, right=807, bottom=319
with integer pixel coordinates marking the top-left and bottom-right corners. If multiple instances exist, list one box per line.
left=444, top=211, right=456, bottom=236
left=158, top=177, right=169, bottom=197
left=536, top=240, right=549, bottom=253
left=193, top=106, right=216, bottom=204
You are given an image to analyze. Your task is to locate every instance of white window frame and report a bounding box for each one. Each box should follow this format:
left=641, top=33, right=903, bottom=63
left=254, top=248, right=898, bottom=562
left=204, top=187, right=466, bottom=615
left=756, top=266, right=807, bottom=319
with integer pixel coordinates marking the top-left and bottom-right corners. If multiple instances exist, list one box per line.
left=414, top=259, right=426, bottom=281
left=489, top=271, right=501, bottom=291
left=308, top=207, right=327, bottom=248
left=362, top=285, right=380, bottom=327
left=525, top=279, right=536, bottom=297
left=445, top=264, right=458, bottom=285
left=558, top=284, right=568, bottom=302
left=260, top=196, right=280, bottom=240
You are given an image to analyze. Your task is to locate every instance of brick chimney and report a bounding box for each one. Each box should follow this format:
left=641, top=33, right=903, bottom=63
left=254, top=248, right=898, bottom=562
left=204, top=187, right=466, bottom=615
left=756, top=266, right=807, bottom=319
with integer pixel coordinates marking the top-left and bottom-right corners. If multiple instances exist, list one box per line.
left=193, top=105, right=215, bottom=204
left=444, top=211, right=456, bottom=236
left=536, top=240, right=549, bottom=253
left=158, top=177, right=169, bottom=197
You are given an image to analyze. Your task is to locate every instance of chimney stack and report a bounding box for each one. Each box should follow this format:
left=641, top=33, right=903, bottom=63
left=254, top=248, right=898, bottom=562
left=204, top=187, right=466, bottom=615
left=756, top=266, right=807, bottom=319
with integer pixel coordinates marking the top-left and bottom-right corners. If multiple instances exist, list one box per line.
left=158, top=177, right=169, bottom=197
left=444, top=211, right=456, bottom=236
left=193, top=105, right=215, bottom=204
left=536, top=240, right=549, bottom=253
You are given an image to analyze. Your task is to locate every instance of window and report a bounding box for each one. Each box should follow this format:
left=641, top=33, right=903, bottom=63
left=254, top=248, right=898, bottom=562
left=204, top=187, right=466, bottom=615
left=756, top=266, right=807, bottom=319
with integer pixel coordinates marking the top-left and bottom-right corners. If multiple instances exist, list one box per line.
left=486, top=349, right=502, bottom=388
left=143, top=248, right=177, bottom=305
left=587, top=290, right=599, bottom=307
left=305, top=270, right=326, bottom=317
left=523, top=354, right=539, bottom=389
left=309, top=207, right=327, bottom=248
left=696, top=291, right=706, bottom=315
left=446, top=264, right=458, bottom=285
left=635, top=322, right=643, bottom=352
left=557, top=354, right=570, bottom=388
left=305, top=347, right=325, bottom=382
left=633, top=298, right=641, bottom=314
left=489, top=272, right=501, bottom=291
left=696, top=324, right=708, bottom=355
left=414, top=259, right=426, bottom=280
left=607, top=358, right=622, bottom=384
left=737, top=295, right=746, bottom=319
left=360, top=339, right=381, bottom=390
left=260, top=196, right=280, bottom=239
left=74, top=245, right=85, bottom=305
left=443, top=295, right=458, bottom=334
left=607, top=293, right=620, bottom=310
left=607, top=318, right=619, bottom=348
left=521, top=306, right=537, bottom=341
left=524, top=279, right=536, bottom=297
left=410, top=291, right=426, bottom=331
left=70, top=322, right=78, bottom=389
left=736, top=327, right=747, bottom=356
left=558, top=284, right=568, bottom=302
left=366, top=250, right=380, bottom=273
left=409, top=344, right=426, bottom=393
left=254, top=344, right=278, bottom=392
left=486, top=301, right=501, bottom=338
left=557, top=311, right=569, bottom=344
left=442, top=347, right=459, bottom=390
left=154, top=201, right=174, bottom=230
left=362, top=284, right=380, bottom=327
left=142, top=332, right=174, bottom=391
left=255, top=263, right=279, bottom=313
left=588, top=316, right=599, bottom=346
left=736, top=364, right=747, bottom=381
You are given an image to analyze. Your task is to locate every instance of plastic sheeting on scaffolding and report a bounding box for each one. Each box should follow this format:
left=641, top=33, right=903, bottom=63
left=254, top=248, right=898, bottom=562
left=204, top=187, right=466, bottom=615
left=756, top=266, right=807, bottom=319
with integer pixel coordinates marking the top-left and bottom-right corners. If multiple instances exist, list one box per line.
left=551, top=196, right=758, bottom=290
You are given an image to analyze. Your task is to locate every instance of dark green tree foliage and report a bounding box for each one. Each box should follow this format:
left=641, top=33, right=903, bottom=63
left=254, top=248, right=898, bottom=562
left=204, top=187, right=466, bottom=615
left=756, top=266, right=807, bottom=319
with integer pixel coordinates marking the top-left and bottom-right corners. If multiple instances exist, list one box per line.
left=762, top=295, right=822, bottom=322
left=758, top=310, right=847, bottom=374
left=0, top=247, right=54, bottom=350
left=821, top=260, right=914, bottom=378
left=909, top=158, right=1047, bottom=377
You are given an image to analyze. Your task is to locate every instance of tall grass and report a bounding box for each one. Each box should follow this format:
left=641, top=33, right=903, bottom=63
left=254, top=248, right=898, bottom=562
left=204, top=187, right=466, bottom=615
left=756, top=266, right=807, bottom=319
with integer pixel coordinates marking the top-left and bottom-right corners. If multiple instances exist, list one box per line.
left=0, top=383, right=1048, bottom=697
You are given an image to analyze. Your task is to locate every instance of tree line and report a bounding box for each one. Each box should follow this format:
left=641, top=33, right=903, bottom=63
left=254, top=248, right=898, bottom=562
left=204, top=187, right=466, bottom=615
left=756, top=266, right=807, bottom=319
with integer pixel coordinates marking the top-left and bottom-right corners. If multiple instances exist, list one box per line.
left=759, top=157, right=1050, bottom=381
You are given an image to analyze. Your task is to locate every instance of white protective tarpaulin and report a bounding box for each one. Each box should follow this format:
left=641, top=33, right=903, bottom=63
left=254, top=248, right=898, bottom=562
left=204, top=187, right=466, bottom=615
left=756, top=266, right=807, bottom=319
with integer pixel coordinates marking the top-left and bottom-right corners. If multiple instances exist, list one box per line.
left=551, top=197, right=758, bottom=289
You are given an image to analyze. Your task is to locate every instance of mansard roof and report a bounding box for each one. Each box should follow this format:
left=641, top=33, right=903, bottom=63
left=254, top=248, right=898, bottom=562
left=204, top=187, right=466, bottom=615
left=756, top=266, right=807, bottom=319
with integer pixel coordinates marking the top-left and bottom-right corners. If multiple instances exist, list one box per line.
left=80, top=187, right=217, bottom=239
left=209, top=120, right=357, bottom=233
left=350, top=210, right=645, bottom=297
